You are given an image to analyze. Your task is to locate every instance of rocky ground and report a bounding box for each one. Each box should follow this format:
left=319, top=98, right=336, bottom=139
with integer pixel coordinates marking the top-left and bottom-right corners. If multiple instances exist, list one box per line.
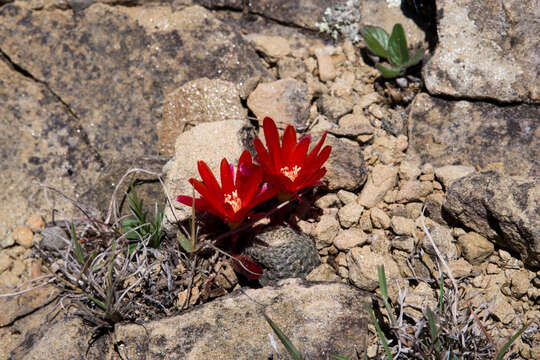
left=0, top=0, right=539, bottom=359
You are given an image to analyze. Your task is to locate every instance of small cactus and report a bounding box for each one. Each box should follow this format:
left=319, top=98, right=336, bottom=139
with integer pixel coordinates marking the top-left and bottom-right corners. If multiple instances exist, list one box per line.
left=245, top=226, right=321, bottom=286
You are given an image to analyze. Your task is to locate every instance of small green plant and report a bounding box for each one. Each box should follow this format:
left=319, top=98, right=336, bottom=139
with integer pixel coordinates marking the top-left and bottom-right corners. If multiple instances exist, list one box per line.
left=121, top=187, right=164, bottom=253
left=362, top=23, right=425, bottom=78
left=366, top=265, right=528, bottom=359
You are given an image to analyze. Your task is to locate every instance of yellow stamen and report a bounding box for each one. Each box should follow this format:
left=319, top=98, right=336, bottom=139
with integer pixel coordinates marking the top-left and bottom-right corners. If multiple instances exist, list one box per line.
left=280, top=165, right=301, bottom=182
left=224, top=190, right=242, bottom=213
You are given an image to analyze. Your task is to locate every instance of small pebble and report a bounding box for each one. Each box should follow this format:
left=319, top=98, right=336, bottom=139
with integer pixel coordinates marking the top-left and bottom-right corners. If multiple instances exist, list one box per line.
left=12, top=226, right=34, bottom=249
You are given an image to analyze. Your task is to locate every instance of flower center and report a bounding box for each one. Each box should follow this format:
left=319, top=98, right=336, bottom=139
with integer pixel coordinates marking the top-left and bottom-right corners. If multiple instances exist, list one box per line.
left=224, top=190, right=242, bottom=213
left=280, top=165, right=301, bottom=182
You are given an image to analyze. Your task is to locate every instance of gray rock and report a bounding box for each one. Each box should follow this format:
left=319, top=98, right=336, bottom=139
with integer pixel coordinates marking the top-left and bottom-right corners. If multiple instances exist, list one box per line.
left=323, top=135, right=368, bottom=191
left=158, top=78, right=247, bottom=156
left=277, top=57, right=308, bottom=79
left=247, top=78, right=312, bottom=130
left=443, top=171, right=540, bottom=267
left=40, top=226, right=69, bottom=251
left=408, top=94, right=539, bottom=178
left=435, top=165, right=476, bottom=189
left=317, top=94, right=354, bottom=121
left=245, top=226, right=320, bottom=286
left=347, top=246, right=400, bottom=291
left=358, top=165, right=398, bottom=208
left=0, top=58, right=101, bottom=242
left=422, top=225, right=459, bottom=261
left=114, top=280, right=369, bottom=359
left=457, top=232, right=494, bottom=265
left=244, top=34, right=291, bottom=63
left=423, top=0, right=540, bottom=102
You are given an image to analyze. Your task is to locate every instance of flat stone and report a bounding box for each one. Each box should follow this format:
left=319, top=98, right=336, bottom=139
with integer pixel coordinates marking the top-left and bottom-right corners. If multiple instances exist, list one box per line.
left=422, top=225, right=459, bottom=261
left=323, top=135, right=368, bottom=191
left=0, top=252, right=12, bottom=274
left=337, top=202, right=363, bottom=228
left=509, top=270, right=530, bottom=299
left=370, top=208, right=391, bottom=229
left=391, top=216, right=416, bottom=236
left=336, top=190, right=357, bottom=205
left=423, top=0, right=540, bottom=102
left=457, top=232, right=494, bottom=265
left=399, top=158, right=422, bottom=181
left=314, top=47, right=336, bottom=82
left=314, top=193, right=340, bottom=209
left=408, top=94, right=539, bottom=178
left=247, top=78, right=312, bottom=129
left=347, top=246, right=400, bottom=291
left=333, top=228, right=369, bottom=251
left=434, top=165, right=476, bottom=189
left=396, top=180, right=433, bottom=203
left=158, top=78, right=247, bottom=156
left=444, top=171, right=539, bottom=267
left=358, top=165, right=398, bottom=208
left=313, top=214, right=340, bottom=249
left=11, top=226, right=34, bottom=249
left=277, top=58, right=308, bottom=79
left=115, top=280, right=369, bottom=359
left=244, top=34, right=291, bottom=63
left=306, top=263, right=341, bottom=282
left=26, top=215, right=45, bottom=233
left=448, top=258, right=473, bottom=278
left=391, top=236, right=414, bottom=253
left=317, top=94, right=354, bottom=121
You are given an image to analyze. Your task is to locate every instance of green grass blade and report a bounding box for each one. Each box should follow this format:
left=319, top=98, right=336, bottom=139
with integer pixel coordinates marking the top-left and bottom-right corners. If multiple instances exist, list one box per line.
left=330, top=356, right=349, bottom=360
left=105, top=241, right=117, bottom=313
left=438, top=272, right=445, bottom=313
left=263, top=313, right=303, bottom=360
left=71, top=222, right=85, bottom=264
left=363, top=25, right=390, bottom=59
left=378, top=265, right=395, bottom=324
left=495, top=323, right=528, bottom=360
left=426, top=307, right=440, bottom=353
left=388, top=23, right=409, bottom=66
left=177, top=231, right=193, bottom=252
left=365, top=302, right=393, bottom=360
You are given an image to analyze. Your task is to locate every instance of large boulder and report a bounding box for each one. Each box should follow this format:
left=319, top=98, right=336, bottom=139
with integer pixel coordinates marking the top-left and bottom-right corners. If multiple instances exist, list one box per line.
left=443, top=171, right=539, bottom=267
left=423, top=0, right=540, bottom=103
left=0, top=2, right=271, bottom=239
left=408, top=94, right=539, bottom=178
left=114, top=280, right=370, bottom=359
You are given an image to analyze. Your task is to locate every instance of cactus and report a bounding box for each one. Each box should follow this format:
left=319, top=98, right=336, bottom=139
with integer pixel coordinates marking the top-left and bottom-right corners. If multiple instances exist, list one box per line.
left=245, top=226, right=321, bottom=286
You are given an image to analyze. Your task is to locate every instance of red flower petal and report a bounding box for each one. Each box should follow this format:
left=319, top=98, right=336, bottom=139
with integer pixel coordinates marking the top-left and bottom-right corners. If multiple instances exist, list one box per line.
left=231, top=255, right=263, bottom=280
left=220, top=158, right=235, bottom=195
left=281, top=125, right=297, bottom=166
left=189, top=178, right=226, bottom=217
left=302, top=145, right=331, bottom=178
left=254, top=138, right=275, bottom=174
left=263, top=117, right=282, bottom=172
left=197, top=161, right=223, bottom=199
left=292, top=136, right=310, bottom=168
left=304, top=131, right=328, bottom=167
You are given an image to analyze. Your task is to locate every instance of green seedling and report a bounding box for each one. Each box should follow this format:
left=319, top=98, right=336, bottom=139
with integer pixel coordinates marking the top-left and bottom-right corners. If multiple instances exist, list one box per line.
left=121, top=187, right=164, bottom=253
left=363, top=23, right=425, bottom=78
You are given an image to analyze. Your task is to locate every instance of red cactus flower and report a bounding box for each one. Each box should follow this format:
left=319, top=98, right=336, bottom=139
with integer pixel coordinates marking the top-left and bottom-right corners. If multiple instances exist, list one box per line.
left=231, top=254, right=263, bottom=280
left=177, top=150, right=276, bottom=228
left=254, top=117, right=332, bottom=200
